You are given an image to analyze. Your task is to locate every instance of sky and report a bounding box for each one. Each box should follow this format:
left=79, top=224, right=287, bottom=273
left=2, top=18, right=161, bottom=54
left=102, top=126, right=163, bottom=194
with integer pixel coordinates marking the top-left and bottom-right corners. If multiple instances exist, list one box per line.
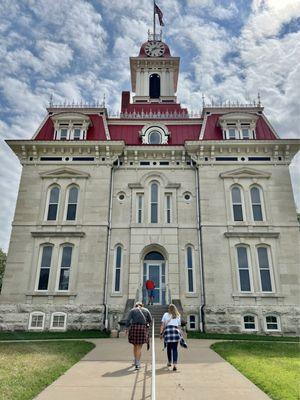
left=0, top=0, right=300, bottom=252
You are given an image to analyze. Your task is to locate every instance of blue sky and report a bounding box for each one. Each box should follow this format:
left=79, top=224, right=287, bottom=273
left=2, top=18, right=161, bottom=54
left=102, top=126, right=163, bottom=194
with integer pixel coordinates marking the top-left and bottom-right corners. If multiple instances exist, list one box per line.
left=0, top=0, right=300, bottom=251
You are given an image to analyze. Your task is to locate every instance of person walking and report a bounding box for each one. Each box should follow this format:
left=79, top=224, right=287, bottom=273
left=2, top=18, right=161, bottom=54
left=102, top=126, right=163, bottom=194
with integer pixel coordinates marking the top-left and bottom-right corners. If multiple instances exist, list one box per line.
left=125, top=302, right=152, bottom=370
left=160, top=303, right=181, bottom=371
left=145, top=279, right=155, bottom=305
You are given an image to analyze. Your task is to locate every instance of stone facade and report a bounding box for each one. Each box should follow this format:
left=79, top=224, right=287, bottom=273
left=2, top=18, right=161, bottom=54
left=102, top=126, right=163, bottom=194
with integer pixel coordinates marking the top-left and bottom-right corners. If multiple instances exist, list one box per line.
left=1, top=33, right=300, bottom=336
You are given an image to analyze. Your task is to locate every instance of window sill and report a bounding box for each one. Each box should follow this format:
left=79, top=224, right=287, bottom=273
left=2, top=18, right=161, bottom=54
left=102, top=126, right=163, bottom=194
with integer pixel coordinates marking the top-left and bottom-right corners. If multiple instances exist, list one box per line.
left=232, top=293, right=284, bottom=299
left=185, top=293, right=198, bottom=298
left=110, top=293, right=123, bottom=297
left=26, top=292, right=77, bottom=297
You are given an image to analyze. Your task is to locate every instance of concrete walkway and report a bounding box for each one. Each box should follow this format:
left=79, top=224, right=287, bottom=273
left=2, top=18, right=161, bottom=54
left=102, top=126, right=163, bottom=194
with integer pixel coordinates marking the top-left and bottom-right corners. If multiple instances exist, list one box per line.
left=35, top=339, right=270, bottom=400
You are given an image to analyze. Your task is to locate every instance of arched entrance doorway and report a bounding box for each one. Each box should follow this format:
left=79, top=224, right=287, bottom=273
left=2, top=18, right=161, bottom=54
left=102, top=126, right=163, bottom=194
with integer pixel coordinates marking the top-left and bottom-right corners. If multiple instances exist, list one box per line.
left=143, top=251, right=166, bottom=305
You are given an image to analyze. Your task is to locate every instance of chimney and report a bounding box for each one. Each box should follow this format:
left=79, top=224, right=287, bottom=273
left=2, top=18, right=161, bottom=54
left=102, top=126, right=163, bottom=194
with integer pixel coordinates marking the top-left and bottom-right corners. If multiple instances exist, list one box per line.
left=121, top=91, right=130, bottom=113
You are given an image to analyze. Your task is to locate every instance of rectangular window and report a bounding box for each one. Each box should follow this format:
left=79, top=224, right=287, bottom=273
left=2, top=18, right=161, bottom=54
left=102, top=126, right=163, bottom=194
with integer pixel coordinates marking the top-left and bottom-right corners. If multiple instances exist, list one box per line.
left=165, top=194, right=172, bottom=223
left=237, top=247, right=251, bottom=291
left=114, top=246, right=122, bottom=292
left=58, top=246, right=72, bottom=291
left=30, top=314, right=44, bottom=329
left=37, top=246, right=52, bottom=290
left=242, top=128, right=250, bottom=139
left=257, top=247, right=272, bottom=291
left=73, top=128, right=82, bottom=140
left=266, top=316, right=279, bottom=331
left=228, top=128, right=236, bottom=139
left=137, top=194, right=143, bottom=223
left=188, top=315, right=196, bottom=330
left=60, top=128, right=68, bottom=140
left=52, top=315, right=66, bottom=328
left=244, top=315, right=256, bottom=330
left=186, top=247, right=194, bottom=292
left=151, top=183, right=158, bottom=223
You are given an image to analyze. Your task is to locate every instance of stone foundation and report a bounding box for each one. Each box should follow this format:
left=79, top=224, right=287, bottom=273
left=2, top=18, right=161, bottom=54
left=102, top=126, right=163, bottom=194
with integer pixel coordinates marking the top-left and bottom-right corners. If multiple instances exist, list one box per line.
left=0, top=304, right=105, bottom=331
left=204, top=305, right=300, bottom=336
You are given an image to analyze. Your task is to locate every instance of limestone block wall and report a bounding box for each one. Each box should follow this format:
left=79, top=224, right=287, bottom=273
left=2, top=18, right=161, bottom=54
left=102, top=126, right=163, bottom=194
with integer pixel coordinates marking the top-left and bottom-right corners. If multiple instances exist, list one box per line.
left=198, top=162, right=300, bottom=335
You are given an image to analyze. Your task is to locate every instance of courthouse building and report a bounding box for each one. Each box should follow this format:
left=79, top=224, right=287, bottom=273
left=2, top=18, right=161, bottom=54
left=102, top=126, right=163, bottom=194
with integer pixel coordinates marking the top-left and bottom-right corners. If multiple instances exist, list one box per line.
left=1, top=28, right=299, bottom=335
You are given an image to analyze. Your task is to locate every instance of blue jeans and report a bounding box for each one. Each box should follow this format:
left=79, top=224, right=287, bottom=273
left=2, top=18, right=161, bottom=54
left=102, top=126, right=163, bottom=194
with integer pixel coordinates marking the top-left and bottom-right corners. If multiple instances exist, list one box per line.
left=167, top=342, right=178, bottom=364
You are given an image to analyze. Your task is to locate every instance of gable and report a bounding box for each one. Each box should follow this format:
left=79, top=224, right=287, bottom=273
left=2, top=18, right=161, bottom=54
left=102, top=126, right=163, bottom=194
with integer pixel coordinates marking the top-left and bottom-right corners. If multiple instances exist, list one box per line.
left=39, top=167, right=90, bottom=179
left=219, top=167, right=271, bottom=179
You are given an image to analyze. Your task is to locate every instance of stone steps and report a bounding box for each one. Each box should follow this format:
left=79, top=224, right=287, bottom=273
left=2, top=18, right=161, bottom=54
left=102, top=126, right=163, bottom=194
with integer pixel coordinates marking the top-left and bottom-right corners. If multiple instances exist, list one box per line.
left=145, top=305, right=168, bottom=335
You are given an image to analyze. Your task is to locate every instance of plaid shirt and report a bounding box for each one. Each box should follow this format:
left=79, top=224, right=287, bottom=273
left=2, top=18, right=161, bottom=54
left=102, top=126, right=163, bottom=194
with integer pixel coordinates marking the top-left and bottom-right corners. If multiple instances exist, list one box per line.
left=163, top=325, right=181, bottom=343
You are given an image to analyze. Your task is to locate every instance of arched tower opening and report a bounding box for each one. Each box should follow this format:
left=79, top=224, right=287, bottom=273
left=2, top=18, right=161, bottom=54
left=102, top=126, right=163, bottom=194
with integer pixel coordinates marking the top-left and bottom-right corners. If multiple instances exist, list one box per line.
left=149, top=74, right=161, bottom=99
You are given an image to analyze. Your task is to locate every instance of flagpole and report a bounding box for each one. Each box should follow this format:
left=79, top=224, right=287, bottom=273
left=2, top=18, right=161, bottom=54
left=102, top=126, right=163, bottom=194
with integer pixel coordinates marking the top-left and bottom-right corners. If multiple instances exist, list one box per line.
left=153, top=0, right=156, bottom=41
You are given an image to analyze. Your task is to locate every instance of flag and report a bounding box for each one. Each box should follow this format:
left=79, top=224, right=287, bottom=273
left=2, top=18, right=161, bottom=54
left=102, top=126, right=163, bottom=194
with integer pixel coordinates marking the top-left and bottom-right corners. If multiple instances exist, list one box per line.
left=155, top=3, right=164, bottom=26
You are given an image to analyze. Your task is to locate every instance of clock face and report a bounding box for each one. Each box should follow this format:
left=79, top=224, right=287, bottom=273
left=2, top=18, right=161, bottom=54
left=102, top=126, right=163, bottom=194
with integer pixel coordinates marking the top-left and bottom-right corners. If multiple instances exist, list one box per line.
left=145, top=41, right=165, bottom=57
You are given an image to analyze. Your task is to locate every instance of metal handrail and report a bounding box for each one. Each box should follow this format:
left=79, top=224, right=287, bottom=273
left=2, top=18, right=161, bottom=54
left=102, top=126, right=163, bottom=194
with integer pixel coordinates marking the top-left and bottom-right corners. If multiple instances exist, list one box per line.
left=151, top=320, right=156, bottom=400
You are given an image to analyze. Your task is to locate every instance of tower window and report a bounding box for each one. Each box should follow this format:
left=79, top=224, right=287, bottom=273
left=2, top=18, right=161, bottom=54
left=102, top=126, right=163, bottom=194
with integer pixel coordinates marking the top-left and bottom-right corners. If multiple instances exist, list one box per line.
left=149, top=74, right=160, bottom=99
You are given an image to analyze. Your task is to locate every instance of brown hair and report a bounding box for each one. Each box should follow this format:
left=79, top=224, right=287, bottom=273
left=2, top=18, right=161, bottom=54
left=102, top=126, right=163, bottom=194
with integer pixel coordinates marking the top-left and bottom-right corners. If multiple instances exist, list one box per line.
left=168, top=303, right=180, bottom=319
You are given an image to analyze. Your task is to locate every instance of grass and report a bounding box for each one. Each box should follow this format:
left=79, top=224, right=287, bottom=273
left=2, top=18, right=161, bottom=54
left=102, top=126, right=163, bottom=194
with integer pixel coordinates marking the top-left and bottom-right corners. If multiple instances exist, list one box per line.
left=212, top=341, right=300, bottom=400
left=187, top=331, right=299, bottom=342
left=0, top=330, right=110, bottom=341
left=0, top=340, right=95, bottom=400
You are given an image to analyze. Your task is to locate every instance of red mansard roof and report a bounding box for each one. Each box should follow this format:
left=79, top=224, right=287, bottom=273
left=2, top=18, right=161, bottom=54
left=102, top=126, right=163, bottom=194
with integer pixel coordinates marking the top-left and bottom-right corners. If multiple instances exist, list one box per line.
left=35, top=114, right=107, bottom=141
left=108, top=123, right=200, bottom=145
left=33, top=109, right=277, bottom=143
left=202, top=113, right=277, bottom=140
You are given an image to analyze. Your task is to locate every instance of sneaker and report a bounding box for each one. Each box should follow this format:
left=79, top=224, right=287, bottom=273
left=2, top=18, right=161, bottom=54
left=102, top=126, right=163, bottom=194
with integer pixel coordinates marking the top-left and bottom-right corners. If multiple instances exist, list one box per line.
left=135, top=364, right=141, bottom=370
left=173, top=365, right=177, bottom=371
left=167, top=362, right=172, bottom=367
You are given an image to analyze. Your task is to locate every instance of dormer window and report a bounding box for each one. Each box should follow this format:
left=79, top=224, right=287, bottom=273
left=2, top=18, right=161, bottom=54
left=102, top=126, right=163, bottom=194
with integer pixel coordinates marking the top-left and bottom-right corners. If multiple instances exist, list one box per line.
left=140, top=123, right=170, bottom=144
left=219, top=113, right=258, bottom=140
left=51, top=113, right=91, bottom=141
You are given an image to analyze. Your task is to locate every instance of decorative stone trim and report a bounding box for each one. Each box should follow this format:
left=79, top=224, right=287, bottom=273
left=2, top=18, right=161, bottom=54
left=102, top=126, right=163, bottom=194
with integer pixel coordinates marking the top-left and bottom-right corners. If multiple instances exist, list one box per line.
left=224, top=232, right=279, bottom=238
left=220, top=167, right=271, bottom=179
left=39, top=167, right=90, bottom=179
left=31, top=231, right=85, bottom=238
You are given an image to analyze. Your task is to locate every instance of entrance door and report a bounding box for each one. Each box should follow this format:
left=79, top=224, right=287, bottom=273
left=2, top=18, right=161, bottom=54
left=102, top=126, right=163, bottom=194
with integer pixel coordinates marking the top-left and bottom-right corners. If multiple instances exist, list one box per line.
left=148, top=264, right=161, bottom=304
left=143, top=258, right=166, bottom=305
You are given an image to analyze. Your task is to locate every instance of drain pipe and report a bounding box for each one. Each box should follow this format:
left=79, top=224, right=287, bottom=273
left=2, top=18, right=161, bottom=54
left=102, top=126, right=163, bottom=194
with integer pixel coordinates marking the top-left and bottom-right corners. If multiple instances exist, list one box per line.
left=193, top=161, right=206, bottom=333
left=103, top=160, right=117, bottom=330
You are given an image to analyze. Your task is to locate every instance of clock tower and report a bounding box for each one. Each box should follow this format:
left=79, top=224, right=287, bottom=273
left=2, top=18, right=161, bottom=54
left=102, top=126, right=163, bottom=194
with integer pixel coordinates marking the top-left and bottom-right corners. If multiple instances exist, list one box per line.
left=130, top=31, right=180, bottom=104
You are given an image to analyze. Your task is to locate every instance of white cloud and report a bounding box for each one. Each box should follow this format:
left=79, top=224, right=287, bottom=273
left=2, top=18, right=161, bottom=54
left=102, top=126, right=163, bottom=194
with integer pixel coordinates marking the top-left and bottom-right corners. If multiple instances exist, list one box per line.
left=0, top=0, right=299, bottom=252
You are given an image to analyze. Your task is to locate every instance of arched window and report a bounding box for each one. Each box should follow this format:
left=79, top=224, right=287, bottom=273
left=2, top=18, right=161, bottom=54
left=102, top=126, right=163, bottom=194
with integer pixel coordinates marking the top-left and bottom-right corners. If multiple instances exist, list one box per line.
left=257, top=246, right=273, bottom=292
left=265, top=315, right=280, bottom=331
left=186, top=246, right=194, bottom=293
left=149, top=130, right=161, bottom=144
left=236, top=246, right=251, bottom=292
left=46, top=186, right=60, bottom=221
left=66, top=186, right=79, bottom=221
left=250, top=186, right=264, bottom=221
left=150, top=182, right=159, bottom=223
left=58, top=245, right=73, bottom=291
left=37, top=244, right=53, bottom=291
left=149, top=74, right=160, bottom=98
left=144, top=251, right=164, bottom=260
left=113, top=245, right=122, bottom=292
left=231, top=186, right=244, bottom=221
left=243, top=315, right=257, bottom=331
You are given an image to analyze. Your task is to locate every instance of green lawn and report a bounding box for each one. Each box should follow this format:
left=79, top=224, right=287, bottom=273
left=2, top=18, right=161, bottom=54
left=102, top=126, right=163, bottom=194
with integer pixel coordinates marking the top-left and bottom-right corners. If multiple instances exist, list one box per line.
left=212, top=341, right=300, bottom=400
left=0, top=340, right=95, bottom=400
left=0, top=330, right=110, bottom=341
left=188, top=331, right=299, bottom=342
